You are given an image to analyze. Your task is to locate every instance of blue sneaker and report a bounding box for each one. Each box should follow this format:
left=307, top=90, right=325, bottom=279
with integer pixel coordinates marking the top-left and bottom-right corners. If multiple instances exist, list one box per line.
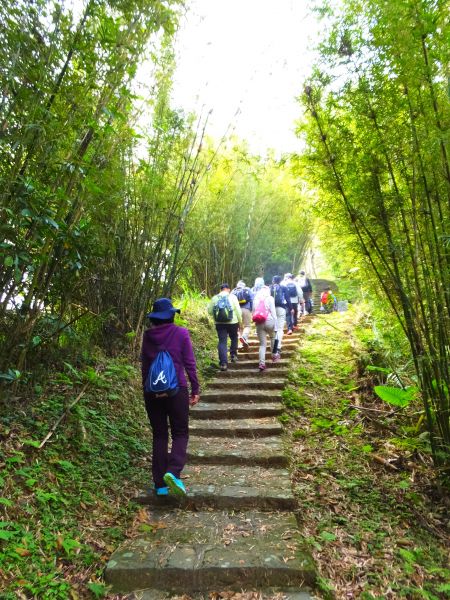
left=155, top=486, right=168, bottom=496
left=163, top=472, right=186, bottom=497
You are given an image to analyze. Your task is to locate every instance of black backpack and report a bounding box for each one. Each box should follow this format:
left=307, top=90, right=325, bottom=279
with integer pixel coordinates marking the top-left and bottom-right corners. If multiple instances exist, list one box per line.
left=286, top=282, right=298, bottom=298
left=270, top=284, right=284, bottom=307
left=301, top=278, right=312, bottom=293
left=232, top=287, right=251, bottom=306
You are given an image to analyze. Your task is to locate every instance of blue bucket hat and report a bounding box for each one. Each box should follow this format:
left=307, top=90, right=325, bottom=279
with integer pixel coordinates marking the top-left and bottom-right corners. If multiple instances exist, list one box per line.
left=147, top=297, right=181, bottom=319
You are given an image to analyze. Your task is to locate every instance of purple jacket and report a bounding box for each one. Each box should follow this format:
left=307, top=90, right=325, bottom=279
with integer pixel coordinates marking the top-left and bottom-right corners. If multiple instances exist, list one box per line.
left=141, top=323, right=200, bottom=396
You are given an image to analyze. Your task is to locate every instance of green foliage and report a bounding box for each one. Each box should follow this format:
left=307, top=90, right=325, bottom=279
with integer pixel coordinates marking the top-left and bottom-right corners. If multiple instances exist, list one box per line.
left=0, top=293, right=218, bottom=597
left=289, top=310, right=449, bottom=598
left=374, top=385, right=418, bottom=408
left=87, top=582, right=108, bottom=598
left=0, top=369, right=21, bottom=382
left=298, top=0, right=450, bottom=467
left=182, top=142, right=313, bottom=294
left=0, top=356, right=147, bottom=597
left=171, top=291, right=217, bottom=384
left=0, top=0, right=187, bottom=374
left=282, top=387, right=306, bottom=410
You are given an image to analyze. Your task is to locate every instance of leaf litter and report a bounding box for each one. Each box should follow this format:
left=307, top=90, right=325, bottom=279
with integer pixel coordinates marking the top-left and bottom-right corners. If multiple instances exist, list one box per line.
left=286, top=309, right=450, bottom=599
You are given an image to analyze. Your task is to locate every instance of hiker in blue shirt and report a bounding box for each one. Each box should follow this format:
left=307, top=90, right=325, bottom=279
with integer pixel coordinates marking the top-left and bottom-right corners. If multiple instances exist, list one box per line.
left=282, top=273, right=303, bottom=333
left=269, top=275, right=292, bottom=359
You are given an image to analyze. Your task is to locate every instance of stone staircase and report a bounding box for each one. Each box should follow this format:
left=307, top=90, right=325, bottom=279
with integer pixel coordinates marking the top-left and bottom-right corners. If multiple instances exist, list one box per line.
left=105, top=329, right=316, bottom=598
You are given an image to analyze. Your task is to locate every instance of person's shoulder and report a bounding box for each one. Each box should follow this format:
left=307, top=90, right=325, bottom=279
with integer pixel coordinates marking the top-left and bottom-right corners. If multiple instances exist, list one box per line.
left=175, top=325, right=193, bottom=342
left=175, top=324, right=190, bottom=335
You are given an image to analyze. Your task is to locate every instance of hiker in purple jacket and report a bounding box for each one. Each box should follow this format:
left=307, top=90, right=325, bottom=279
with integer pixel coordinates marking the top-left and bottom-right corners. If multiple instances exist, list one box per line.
left=141, top=298, right=200, bottom=497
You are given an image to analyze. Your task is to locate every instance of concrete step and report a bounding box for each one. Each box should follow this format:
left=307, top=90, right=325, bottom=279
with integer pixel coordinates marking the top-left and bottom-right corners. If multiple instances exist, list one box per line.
left=247, top=333, right=301, bottom=341
left=199, top=389, right=282, bottom=403
left=215, top=366, right=289, bottom=378
left=190, top=401, right=283, bottom=419
left=244, top=342, right=298, bottom=354
left=227, top=359, right=291, bottom=370
left=207, top=378, right=285, bottom=391
left=136, top=465, right=296, bottom=511
left=189, top=417, right=283, bottom=437
left=105, top=509, right=316, bottom=594
left=187, top=435, right=287, bottom=467
left=241, top=344, right=297, bottom=358
left=121, top=588, right=313, bottom=599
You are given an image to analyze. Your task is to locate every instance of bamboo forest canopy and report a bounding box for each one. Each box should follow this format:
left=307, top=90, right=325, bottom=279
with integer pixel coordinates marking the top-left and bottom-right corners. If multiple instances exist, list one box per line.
left=297, top=0, right=449, bottom=465
left=0, top=0, right=311, bottom=377
left=1, top=0, right=449, bottom=468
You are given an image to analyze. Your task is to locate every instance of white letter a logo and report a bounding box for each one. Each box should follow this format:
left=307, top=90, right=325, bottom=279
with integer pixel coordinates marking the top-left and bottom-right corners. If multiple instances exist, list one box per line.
left=153, top=370, right=167, bottom=386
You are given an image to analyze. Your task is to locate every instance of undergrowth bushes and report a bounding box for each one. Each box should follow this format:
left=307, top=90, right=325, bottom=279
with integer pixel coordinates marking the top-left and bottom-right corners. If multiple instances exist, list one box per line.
left=0, top=293, right=216, bottom=599
left=285, top=308, right=450, bottom=599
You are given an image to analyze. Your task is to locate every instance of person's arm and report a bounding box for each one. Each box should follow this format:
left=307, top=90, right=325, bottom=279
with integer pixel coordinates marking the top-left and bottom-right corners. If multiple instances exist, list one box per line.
left=268, top=296, right=278, bottom=327
left=283, top=287, right=292, bottom=312
left=252, top=291, right=259, bottom=315
left=141, top=333, right=149, bottom=389
left=238, top=297, right=243, bottom=321
left=181, top=329, right=200, bottom=402
left=233, top=294, right=243, bottom=325
left=208, top=295, right=216, bottom=317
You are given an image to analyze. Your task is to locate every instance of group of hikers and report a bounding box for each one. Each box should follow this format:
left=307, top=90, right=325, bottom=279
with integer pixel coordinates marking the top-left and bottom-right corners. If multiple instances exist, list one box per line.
left=139, top=271, right=314, bottom=498
left=207, top=271, right=314, bottom=372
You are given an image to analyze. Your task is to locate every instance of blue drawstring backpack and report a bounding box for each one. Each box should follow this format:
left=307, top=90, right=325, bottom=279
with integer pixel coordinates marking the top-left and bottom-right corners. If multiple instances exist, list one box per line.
left=145, top=349, right=179, bottom=398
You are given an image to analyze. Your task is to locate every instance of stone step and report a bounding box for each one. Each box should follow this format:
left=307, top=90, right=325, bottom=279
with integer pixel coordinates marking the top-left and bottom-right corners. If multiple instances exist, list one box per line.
left=236, top=355, right=295, bottom=365
left=105, top=509, right=316, bottom=594
left=215, top=366, right=289, bottom=378
left=121, top=588, right=313, bottom=599
left=136, top=465, right=296, bottom=511
left=189, top=417, right=283, bottom=437
left=238, top=340, right=299, bottom=357
left=247, top=339, right=300, bottom=349
left=190, top=401, right=283, bottom=419
left=187, top=435, right=287, bottom=467
left=200, top=389, right=282, bottom=403
left=247, top=333, right=301, bottom=341
left=227, top=359, right=291, bottom=370
left=239, top=348, right=296, bottom=359
left=207, top=378, right=285, bottom=391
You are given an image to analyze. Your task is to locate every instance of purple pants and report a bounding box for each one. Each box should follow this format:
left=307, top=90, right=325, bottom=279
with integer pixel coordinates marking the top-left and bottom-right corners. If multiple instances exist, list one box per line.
left=144, top=387, right=190, bottom=488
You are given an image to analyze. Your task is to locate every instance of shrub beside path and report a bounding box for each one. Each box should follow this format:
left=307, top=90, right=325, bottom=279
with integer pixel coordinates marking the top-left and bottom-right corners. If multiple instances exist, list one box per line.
left=105, top=328, right=316, bottom=598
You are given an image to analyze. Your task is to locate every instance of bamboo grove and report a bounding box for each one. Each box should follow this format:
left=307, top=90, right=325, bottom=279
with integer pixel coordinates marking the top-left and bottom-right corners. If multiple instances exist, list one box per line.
left=0, top=1, right=311, bottom=384
left=299, top=0, right=450, bottom=466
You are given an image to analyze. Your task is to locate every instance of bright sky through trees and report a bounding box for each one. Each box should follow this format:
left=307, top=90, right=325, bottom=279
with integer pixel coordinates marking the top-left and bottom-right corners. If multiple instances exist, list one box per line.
left=172, top=0, right=321, bottom=154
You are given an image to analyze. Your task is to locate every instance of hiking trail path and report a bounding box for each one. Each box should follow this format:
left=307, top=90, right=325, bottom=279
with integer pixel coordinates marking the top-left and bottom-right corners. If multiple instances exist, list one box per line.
left=105, top=312, right=327, bottom=598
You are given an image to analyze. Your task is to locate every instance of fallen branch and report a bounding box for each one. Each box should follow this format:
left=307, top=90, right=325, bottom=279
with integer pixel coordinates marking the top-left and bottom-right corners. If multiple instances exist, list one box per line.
left=38, top=381, right=90, bottom=449
left=372, top=454, right=399, bottom=471
left=349, top=404, right=396, bottom=416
